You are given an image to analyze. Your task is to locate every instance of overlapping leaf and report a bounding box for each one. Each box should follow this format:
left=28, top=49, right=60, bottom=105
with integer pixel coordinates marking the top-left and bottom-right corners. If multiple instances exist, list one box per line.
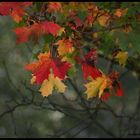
left=25, top=52, right=71, bottom=84
left=15, top=21, right=61, bottom=44
left=0, top=2, right=32, bottom=22
left=56, top=39, right=74, bottom=56
left=85, top=75, right=112, bottom=99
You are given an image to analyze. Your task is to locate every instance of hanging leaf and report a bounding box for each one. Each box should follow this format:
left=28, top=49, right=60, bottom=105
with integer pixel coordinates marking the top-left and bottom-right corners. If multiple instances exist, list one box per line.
left=97, top=13, right=110, bottom=27
left=39, top=73, right=66, bottom=97
left=115, top=51, right=128, bottom=67
left=82, top=64, right=102, bottom=80
left=85, top=75, right=112, bottom=99
left=25, top=52, right=71, bottom=84
left=14, top=21, right=62, bottom=44
left=56, top=38, right=74, bottom=56
left=0, top=2, right=32, bottom=22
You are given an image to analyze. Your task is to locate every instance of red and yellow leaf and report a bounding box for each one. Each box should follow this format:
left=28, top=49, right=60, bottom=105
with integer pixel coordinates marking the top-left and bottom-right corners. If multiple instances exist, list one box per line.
left=85, top=74, right=112, bottom=99
left=25, top=52, right=71, bottom=84
left=56, top=39, right=74, bottom=56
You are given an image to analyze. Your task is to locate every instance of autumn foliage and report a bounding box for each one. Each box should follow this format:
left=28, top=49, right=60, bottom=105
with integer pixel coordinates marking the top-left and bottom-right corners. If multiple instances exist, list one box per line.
left=1, top=2, right=134, bottom=102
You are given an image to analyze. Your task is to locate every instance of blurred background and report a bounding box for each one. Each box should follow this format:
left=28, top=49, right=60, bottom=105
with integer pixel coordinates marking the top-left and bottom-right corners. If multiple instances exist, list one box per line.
left=0, top=4, right=140, bottom=138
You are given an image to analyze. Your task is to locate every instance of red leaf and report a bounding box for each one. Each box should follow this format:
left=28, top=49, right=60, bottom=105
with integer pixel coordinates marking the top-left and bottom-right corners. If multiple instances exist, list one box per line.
left=21, top=2, right=33, bottom=7
left=41, top=21, right=61, bottom=36
left=10, top=7, right=25, bottom=23
left=14, top=21, right=61, bottom=44
left=0, top=2, right=12, bottom=15
left=115, top=82, right=124, bottom=97
left=51, top=58, right=71, bottom=80
left=0, top=2, right=32, bottom=22
left=14, top=27, right=29, bottom=44
left=84, top=48, right=97, bottom=61
left=101, top=92, right=111, bottom=101
left=82, top=63, right=102, bottom=79
left=25, top=53, right=71, bottom=84
left=76, top=48, right=101, bottom=80
left=73, top=16, right=83, bottom=28
left=47, top=2, right=62, bottom=13
left=86, top=15, right=94, bottom=25
left=34, top=61, right=51, bottom=84
left=25, top=53, right=51, bottom=84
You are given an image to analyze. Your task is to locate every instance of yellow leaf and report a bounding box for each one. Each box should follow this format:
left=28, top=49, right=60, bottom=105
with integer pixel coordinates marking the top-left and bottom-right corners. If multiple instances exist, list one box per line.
left=114, top=8, right=128, bottom=18
left=115, top=51, right=128, bottom=67
left=97, top=14, right=110, bottom=27
left=57, top=39, right=74, bottom=56
left=85, top=77, right=103, bottom=99
left=92, top=32, right=98, bottom=38
left=98, top=75, right=112, bottom=98
left=39, top=74, right=66, bottom=97
left=57, top=27, right=65, bottom=36
left=39, top=79, right=53, bottom=97
left=123, top=25, right=132, bottom=34
left=54, top=76, right=66, bottom=93
left=30, top=75, right=36, bottom=85
left=85, top=75, right=112, bottom=99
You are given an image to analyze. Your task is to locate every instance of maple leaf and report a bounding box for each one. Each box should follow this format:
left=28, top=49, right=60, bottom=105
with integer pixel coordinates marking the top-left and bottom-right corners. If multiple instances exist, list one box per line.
left=101, top=92, right=111, bottom=101
left=0, top=2, right=12, bottom=15
left=85, top=76, right=104, bottom=99
left=25, top=52, right=71, bottom=84
left=0, top=2, right=32, bottom=23
left=51, top=58, right=71, bottom=80
left=75, top=48, right=102, bottom=80
left=21, top=2, right=33, bottom=7
left=14, top=27, right=29, bottom=44
left=115, top=51, right=128, bottom=67
left=14, top=21, right=61, bottom=44
left=86, top=15, right=94, bottom=27
left=41, top=21, right=61, bottom=37
left=115, top=82, right=124, bottom=97
left=47, top=2, right=62, bottom=13
left=10, top=7, right=25, bottom=23
left=79, top=48, right=102, bottom=79
left=15, top=23, right=44, bottom=44
left=98, top=75, right=112, bottom=98
left=84, top=48, right=97, bottom=61
left=39, top=78, right=53, bottom=97
left=85, top=75, right=112, bottom=99
left=97, top=13, right=110, bottom=27
left=73, top=16, right=83, bottom=28
left=57, top=27, right=65, bottom=36
left=114, top=8, right=128, bottom=18
left=25, top=52, right=52, bottom=84
left=56, top=39, right=74, bottom=56
left=39, top=73, right=66, bottom=97
left=82, top=64, right=102, bottom=79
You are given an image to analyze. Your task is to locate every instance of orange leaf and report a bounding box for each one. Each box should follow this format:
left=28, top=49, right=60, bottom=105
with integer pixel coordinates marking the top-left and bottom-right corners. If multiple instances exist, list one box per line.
left=114, top=8, right=128, bottom=18
left=56, top=39, right=74, bottom=56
